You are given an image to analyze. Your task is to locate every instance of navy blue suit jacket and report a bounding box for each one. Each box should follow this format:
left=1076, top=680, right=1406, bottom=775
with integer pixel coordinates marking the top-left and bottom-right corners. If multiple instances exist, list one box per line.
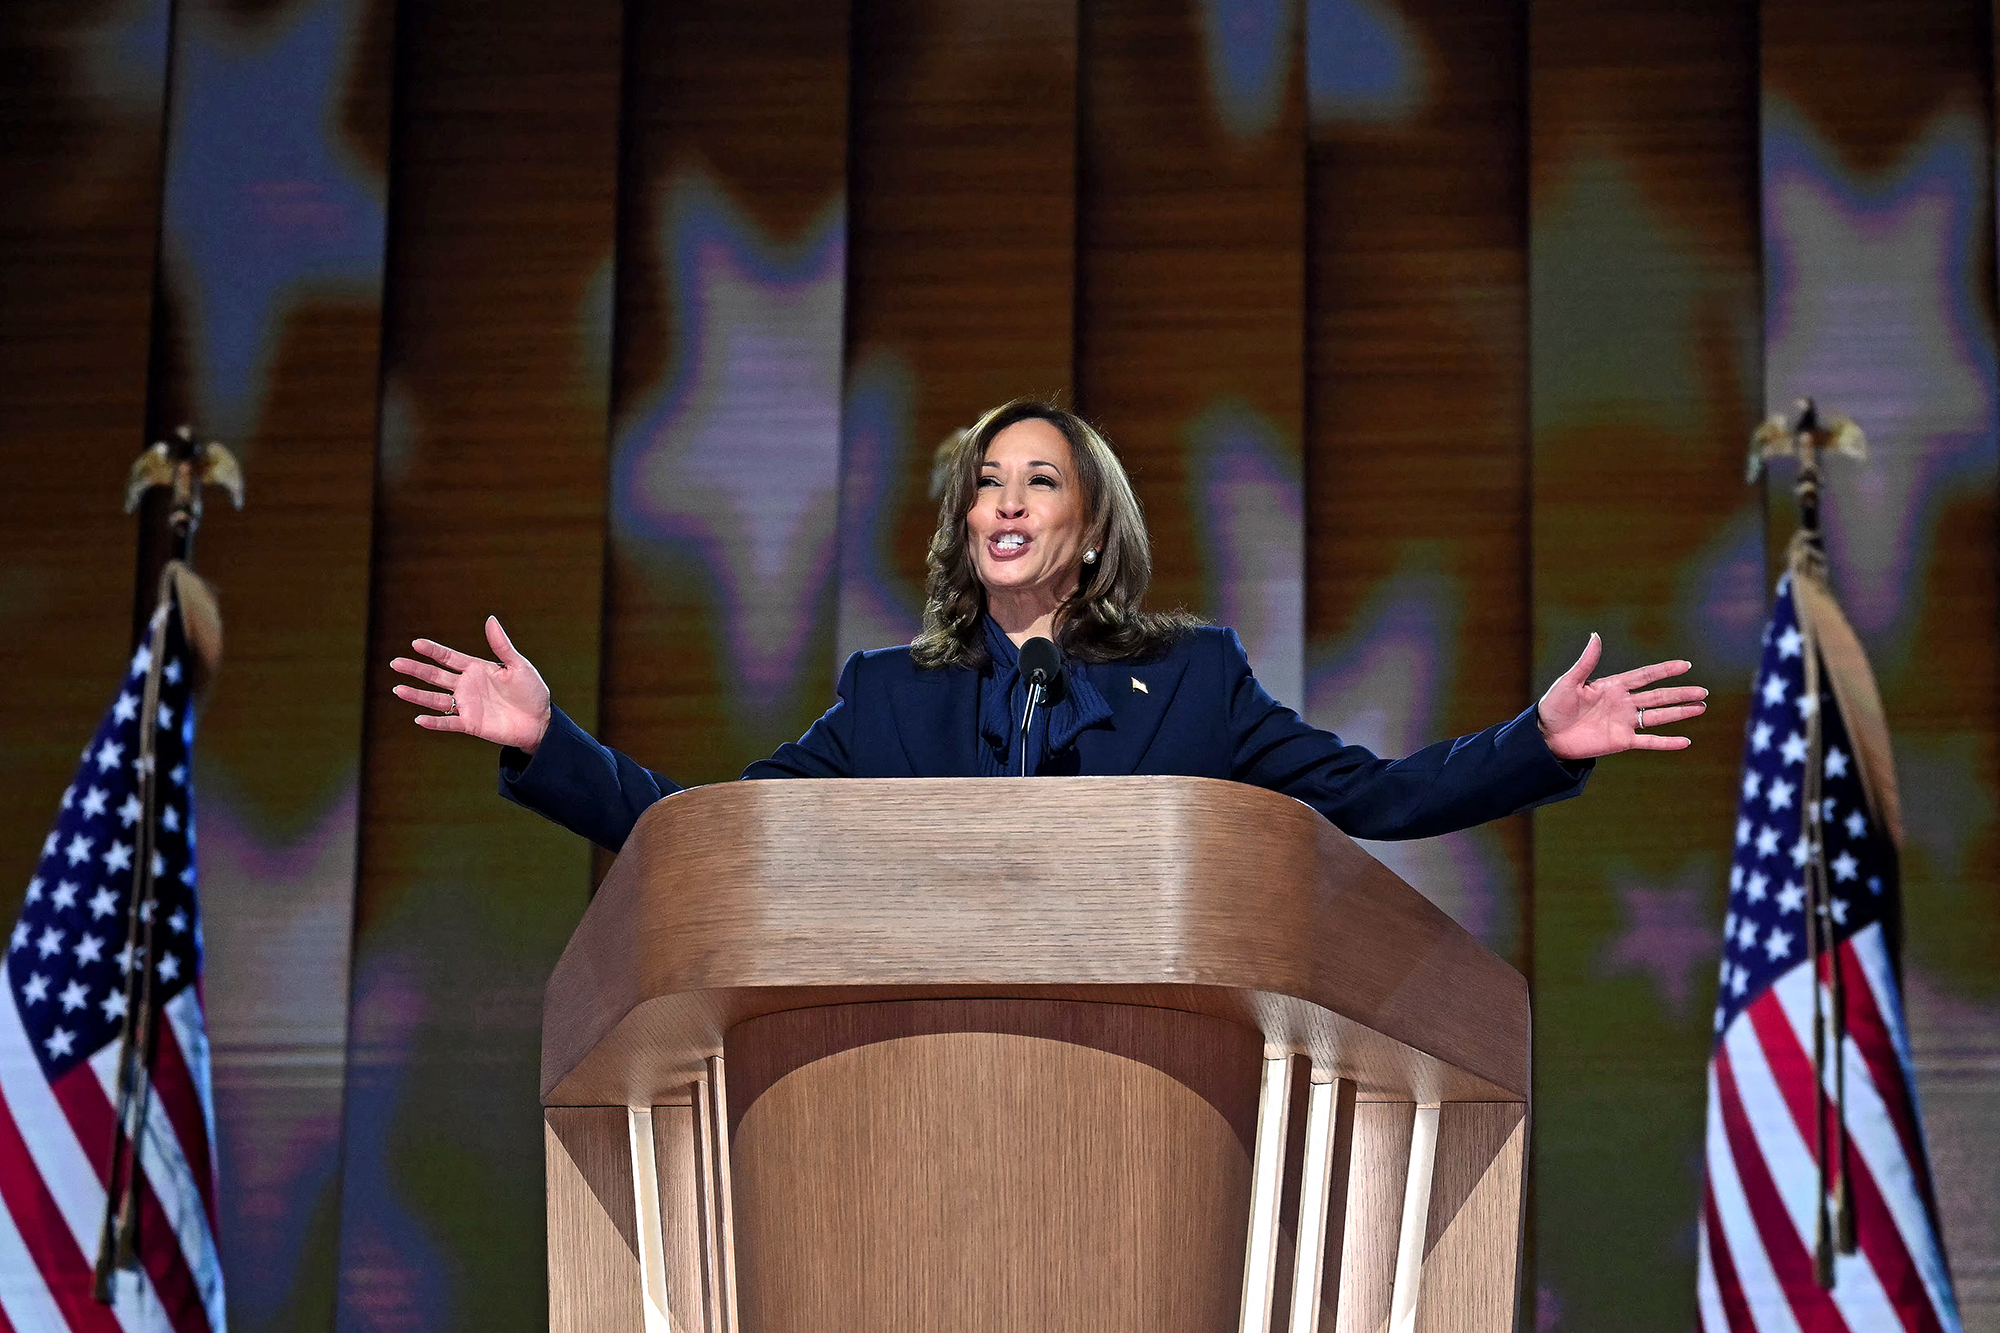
left=500, top=626, right=1592, bottom=853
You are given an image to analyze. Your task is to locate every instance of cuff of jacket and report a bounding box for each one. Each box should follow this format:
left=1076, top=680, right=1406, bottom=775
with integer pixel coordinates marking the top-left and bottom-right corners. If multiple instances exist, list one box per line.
left=1496, top=702, right=1595, bottom=811
left=497, top=703, right=591, bottom=810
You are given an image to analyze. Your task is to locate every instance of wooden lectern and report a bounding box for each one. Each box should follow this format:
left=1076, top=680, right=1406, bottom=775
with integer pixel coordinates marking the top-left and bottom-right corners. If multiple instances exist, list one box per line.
left=541, top=777, right=1529, bottom=1333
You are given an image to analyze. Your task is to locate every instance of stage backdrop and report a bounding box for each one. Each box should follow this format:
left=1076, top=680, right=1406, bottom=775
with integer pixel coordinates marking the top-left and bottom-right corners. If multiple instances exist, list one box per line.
left=2, top=0, right=1995, bottom=1328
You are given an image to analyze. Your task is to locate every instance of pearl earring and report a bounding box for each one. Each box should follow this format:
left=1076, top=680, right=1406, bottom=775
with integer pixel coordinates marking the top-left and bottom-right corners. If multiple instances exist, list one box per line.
left=1083, top=548, right=1098, bottom=564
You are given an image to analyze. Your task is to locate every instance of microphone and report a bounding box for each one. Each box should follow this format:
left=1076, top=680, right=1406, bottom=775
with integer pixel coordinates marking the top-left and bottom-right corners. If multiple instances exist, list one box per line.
left=1017, top=636, right=1061, bottom=777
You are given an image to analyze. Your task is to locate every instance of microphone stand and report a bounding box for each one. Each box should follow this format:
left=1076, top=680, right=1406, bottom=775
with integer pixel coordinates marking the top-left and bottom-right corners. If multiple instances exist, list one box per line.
left=1018, top=679, right=1045, bottom=777
left=1015, top=637, right=1060, bottom=777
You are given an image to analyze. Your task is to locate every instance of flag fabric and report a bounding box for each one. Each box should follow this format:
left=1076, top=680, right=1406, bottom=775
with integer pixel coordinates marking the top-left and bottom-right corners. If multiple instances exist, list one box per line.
left=1698, top=567, right=1960, bottom=1333
left=0, top=587, right=224, bottom=1331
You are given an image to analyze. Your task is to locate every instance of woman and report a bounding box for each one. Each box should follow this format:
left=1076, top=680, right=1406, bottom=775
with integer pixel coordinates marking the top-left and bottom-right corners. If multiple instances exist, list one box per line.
left=391, top=400, right=1706, bottom=851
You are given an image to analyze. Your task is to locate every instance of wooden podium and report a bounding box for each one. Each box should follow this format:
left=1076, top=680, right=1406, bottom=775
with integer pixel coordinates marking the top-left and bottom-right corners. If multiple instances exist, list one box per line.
left=541, top=777, right=1529, bottom=1333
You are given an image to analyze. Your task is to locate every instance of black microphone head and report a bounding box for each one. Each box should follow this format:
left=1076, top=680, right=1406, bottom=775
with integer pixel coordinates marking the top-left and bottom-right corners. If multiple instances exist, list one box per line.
left=1019, top=636, right=1061, bottom=686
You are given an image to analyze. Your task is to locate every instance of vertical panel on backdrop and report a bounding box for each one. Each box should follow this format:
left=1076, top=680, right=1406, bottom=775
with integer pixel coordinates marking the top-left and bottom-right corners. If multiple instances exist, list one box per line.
left=1527, top=0, right=1760, bottom=1328
left=0, top=0, right=174, bottom=921
left=1302, top=0, right=1531, bottom=961
left=129, top=0, right=396, bottom=1327
left=1077, top=0, right=1308, bottom=706
left=834, top=0, right=1078, bottom=660
left=335, top=0, right=621, bottom=1326
left=601, top=0, right=851, bottom=789
left=1761, top=0, right=2000, bottom=1319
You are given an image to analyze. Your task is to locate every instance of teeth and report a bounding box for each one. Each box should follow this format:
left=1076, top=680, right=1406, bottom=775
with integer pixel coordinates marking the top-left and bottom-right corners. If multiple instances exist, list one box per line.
left=996, top=534, right=1025, bottom=549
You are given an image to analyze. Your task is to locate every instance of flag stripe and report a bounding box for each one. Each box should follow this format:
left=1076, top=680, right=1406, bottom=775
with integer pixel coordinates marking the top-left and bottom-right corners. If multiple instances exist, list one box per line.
left=144, top=1010, right=216, bottom=1232
left=161, top=991, right=217, bottom=1214
left=0, top=985, right=184, bottom=1333
left=1846, top=899, right=1919, bottom=1081
left=1701, top=1183, right=1757, bottom=1332
left=51, top=1064, right=211, bottom=1333
left=1836, top=931, right=1941, bottom=1224
left=1714, top=1044, right=1854, bottom=1333
left=0, top=990, right=127, bottom=1287
left=0, top=1092, right=129, bottom=1333
left=1705, top=1062, right=1807, bottom=1333
left=0, top=1201, right=43, bottom=1333
left=1724, top=1017, right=1905, bottom=1331
left=86, top=1044, right=225, bottom=1333
left=1769, top=958, right=1962, bottom=1331
left=1748, top=985, right=1944, bottom=1333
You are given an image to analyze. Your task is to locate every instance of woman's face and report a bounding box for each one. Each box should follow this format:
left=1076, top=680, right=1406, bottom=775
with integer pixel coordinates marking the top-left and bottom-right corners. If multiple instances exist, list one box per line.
left=967, top=419, right=1089, bottom=609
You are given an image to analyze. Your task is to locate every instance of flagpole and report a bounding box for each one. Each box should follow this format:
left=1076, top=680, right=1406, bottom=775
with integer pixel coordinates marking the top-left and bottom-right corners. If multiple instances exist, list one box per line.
left=1758, top=398, right=1860, bottom=1288
left=93, top=570, right=172, bottom=1298
left=95, top=427, right=240, bottom=1301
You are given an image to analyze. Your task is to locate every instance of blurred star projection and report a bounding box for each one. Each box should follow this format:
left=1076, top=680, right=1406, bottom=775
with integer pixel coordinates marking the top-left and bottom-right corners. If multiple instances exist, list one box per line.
left=612, top=171, right=847, bottom=719
left=1764, top=106, right=1997, bottom=650
left=1305, top=554, right=1516, bottom=951
left=1201, top=0, right=1294, bottom=141
left=1189, top=401, right=1304, bottom=711
left=158, top=0, right=387, bottom=445
left=1306, top=0, right=1426, bottom=125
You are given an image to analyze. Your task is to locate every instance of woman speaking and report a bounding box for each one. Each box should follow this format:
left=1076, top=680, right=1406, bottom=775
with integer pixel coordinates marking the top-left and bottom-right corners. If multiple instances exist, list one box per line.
left=390, top=399, right=1706, bottom=850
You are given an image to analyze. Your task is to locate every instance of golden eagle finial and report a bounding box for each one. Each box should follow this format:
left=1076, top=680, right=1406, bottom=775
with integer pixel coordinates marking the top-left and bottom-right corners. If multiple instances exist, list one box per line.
left=1747, top=398, right=1867, bottom=484
left=124, top=425, right=245, bottom=522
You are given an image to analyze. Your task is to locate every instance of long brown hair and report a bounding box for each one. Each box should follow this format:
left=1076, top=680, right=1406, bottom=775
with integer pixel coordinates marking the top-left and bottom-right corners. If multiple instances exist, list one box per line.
left=910, top=400, right=1200, bottom=670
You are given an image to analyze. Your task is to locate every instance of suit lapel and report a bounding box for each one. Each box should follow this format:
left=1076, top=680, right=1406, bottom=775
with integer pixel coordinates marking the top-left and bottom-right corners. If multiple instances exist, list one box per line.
left=1074, top=653, right=1190, bottom=775
left=892, top=663, right=979, bottom=777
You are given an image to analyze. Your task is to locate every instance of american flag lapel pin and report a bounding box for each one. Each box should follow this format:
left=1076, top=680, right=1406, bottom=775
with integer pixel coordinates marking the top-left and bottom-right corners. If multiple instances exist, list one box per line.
left=1130, top=676, right=1148, bottom=694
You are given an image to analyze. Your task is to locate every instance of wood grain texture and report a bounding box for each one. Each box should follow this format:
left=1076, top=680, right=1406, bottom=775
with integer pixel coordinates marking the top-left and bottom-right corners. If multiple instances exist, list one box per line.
left=707, top=1056, right=742, bottom=1333
left=1331, top=1101, right=1417, bottom=1333
left=1267, top=1054, right=1317, bottom=1333
left=726, top=999, right=1264, bottom=1157
left=341, top=0, right=620, bottom=1321
left=693, top=1078, right=727, bottom=1333
left=126, top=1, right=397, bottom=1323
left=1280, top=1072, right=1360, bottom=1328
left=650, top=1104, right=710, bottom=1333
left=1302, top=0, right=1531, bottom=967
left=546, top=1108, right=645, bottom=1333
left=1306, top=0, right=1529, bottom=736
left=540, top=777, right=1531, bottom=1107
left=835, top=0, right=1076, bottom=656
left=729, top=1027, right=1255, bottom=1333
left=1412, top=1103, right=1527, bottom=1333
left=0, top=0, right=169, bottom=899
left=1076, top=0, right=1307, bottom=652
left=1528, top=0, right=1760, bottom=1325
left=600, top=0, right=851, bottom=795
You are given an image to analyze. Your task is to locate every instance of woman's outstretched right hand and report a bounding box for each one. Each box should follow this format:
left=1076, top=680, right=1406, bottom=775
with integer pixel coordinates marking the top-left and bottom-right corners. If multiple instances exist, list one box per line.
left=391, top=615, right=554, bottom=753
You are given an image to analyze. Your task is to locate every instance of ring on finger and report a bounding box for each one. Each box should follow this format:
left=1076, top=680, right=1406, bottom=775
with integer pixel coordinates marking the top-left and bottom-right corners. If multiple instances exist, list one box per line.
left=446, top=695, right=458, bottom=716
left=1637, top=707, right=1649, bottom=728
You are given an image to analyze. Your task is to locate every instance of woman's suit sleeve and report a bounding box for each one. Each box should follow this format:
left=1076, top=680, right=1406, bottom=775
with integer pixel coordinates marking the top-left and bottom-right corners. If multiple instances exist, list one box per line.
left=496, top=705, right=684, bottom=852
left=497, top=654, right=865, bottom=850
left=1220, top=629, right=1591, bottom=839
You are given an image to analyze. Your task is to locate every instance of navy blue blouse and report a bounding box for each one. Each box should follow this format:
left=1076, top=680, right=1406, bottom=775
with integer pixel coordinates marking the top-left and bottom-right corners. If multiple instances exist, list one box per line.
left=975, top=618, right=1112, bottom=776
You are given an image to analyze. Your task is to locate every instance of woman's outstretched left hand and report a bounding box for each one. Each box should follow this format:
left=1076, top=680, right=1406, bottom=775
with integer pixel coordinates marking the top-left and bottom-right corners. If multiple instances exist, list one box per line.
left=1537, top=632, right=1707, bottom=761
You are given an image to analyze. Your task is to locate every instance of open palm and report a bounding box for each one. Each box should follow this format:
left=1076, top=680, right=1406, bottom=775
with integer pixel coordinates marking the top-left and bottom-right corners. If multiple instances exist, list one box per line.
left=1537, top=633, right=1707, bottom=761
left=391, top=616, right=553, bottom=752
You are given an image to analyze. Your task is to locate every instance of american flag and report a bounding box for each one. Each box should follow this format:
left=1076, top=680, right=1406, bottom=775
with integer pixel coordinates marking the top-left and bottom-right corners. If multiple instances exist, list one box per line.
left=1698, top=570, right=1960, bottom=1332
left=0, top=592, right=224, bottom=1330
